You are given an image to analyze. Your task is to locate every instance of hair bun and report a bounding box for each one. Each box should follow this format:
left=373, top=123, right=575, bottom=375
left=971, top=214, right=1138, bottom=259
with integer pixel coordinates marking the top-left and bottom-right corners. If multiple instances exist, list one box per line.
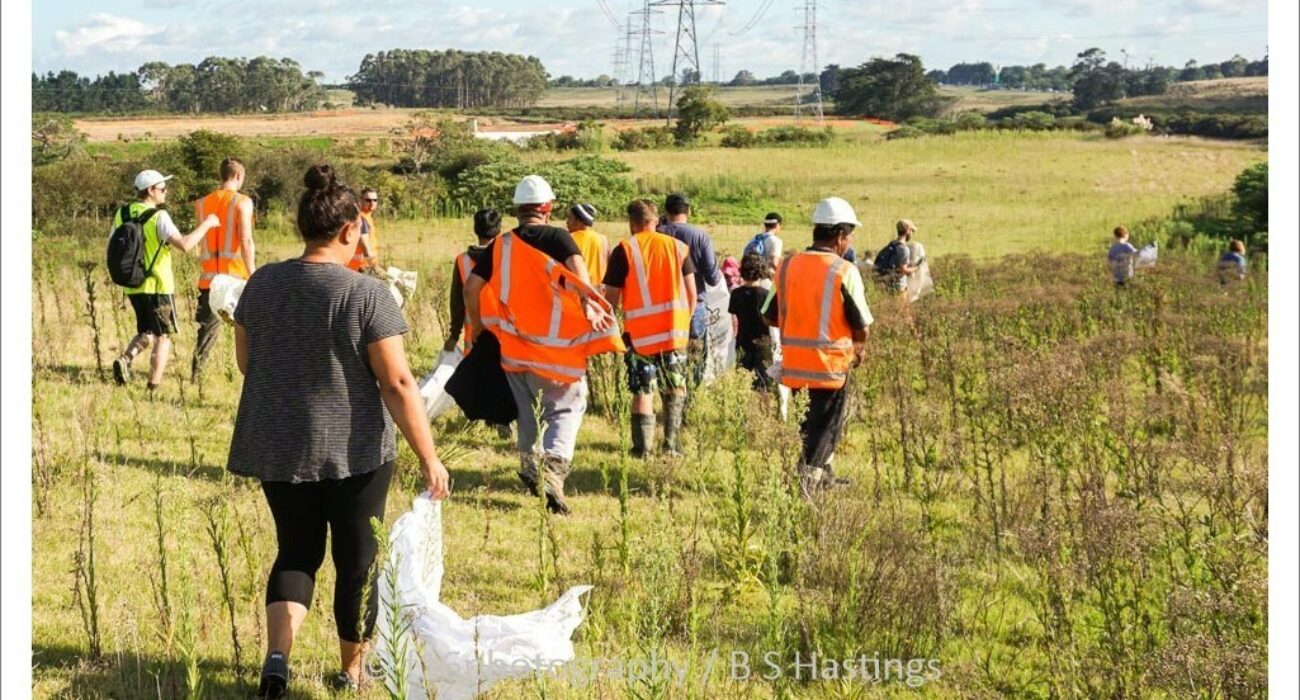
left=303, top=164, right=336, bottom=191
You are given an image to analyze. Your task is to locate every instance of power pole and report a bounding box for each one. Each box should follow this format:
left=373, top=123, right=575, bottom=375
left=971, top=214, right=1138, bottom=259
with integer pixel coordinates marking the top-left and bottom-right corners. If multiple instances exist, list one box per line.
left=794, top=0, right=823, bottom=124
left=633, top=0, right=663, bottom=117
left=652, top=0, right=725, bottom=123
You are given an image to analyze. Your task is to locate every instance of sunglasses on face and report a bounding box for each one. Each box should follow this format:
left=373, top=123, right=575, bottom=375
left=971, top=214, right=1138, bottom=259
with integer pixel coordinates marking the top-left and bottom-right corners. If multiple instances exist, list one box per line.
left=363, top=198, right=379, bottom=203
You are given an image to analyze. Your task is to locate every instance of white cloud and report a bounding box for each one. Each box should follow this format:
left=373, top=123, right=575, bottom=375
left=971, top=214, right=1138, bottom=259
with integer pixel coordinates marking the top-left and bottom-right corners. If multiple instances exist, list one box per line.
left=52, top=13, right=167, bottom=57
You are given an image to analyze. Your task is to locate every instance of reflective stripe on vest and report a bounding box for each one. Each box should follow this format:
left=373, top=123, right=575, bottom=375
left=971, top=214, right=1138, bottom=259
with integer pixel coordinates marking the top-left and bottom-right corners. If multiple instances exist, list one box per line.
left=778, top=251, right=854, bottom=389
left=198, top=192, right=246, bottom=288
left=620, top=233, right=690, bottom=354
left=484, top=230, right=625, bottom=383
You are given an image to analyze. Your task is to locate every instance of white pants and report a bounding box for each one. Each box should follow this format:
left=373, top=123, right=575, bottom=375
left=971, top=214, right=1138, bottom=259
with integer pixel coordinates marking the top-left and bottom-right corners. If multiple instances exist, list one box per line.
left=506, top=371, right=588, bottom=462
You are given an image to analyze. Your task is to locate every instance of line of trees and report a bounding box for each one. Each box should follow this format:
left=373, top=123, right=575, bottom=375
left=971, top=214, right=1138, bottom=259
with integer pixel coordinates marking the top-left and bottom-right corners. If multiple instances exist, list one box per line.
left=927, top=54, right=1268, bottom=91
left=349, top=50, right=548, bottom=109
left=32, top=57, right=327, bottom=114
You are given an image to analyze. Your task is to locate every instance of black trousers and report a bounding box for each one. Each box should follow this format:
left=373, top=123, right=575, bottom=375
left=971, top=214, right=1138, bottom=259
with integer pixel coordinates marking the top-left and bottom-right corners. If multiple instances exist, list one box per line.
left=260, top=462, right=394, bottom=643
left=192, top=289, right=222, bottom=378
left=798, top=385, right=850, bottom=469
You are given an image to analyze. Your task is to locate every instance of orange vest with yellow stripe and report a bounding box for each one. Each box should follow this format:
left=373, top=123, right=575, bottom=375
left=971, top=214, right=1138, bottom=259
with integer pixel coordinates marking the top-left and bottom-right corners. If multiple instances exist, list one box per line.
left=456, top=249, right=499, bottom=351
left=348, top=212, right=377, bottom=271
left=776, top=250, right=855, bottom=390
left=196, top=190, right=251, bottom=290
left=617, top=232, right=691, bottom=355
left=483, top=230, right=625, bottom=383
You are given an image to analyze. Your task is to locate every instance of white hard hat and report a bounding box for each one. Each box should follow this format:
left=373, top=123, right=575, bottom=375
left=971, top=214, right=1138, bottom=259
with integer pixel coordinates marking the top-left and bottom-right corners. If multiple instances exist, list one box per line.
left=812, top=197, right=861, bottom=227
left=513, top=175, right=556, bottom=205
left=133, top=169, right=173, bottom=192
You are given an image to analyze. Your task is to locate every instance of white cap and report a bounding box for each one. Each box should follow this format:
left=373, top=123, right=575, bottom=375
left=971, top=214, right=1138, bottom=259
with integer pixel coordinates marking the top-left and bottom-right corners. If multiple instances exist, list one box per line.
left=133, top=169, right=173, bottom=192
left=513, top=175, right=556, bottom=205
left=812, top=197, right=861, bottom=227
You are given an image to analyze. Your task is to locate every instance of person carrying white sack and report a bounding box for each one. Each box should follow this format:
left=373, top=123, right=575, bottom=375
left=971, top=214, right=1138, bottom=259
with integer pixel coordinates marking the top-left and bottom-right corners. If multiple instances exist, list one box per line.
left=227, top=164, right=451, bottom=698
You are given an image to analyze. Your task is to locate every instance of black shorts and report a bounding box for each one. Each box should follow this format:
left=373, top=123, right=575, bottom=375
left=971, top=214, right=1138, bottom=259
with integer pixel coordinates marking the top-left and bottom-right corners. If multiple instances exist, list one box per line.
left=128, top=294, right=178, bottom=336
left=195, top=289, right=216, bottom=324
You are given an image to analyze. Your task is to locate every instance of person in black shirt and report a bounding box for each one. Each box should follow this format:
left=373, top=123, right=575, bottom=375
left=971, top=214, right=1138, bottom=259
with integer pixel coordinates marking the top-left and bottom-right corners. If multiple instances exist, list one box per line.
left=729, top=252, right=775, bottom=390
left=444, top=208, right=502, bottom=352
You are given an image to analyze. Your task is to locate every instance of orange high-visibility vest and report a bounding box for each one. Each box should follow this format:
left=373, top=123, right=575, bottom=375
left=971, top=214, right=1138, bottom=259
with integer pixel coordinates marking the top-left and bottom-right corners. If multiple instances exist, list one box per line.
left=570, top=228, right=610, bottom=285
left=455, top=249, right=499, bottom=351
left=617, top=232, right=691, bottom=355
left=482, top=230, right=625, bottom=383
left=776, top=250, right=855, bottom=390
left=196, top=190, right=251, bottom=290
left=348, top=212, right=377, bottom=271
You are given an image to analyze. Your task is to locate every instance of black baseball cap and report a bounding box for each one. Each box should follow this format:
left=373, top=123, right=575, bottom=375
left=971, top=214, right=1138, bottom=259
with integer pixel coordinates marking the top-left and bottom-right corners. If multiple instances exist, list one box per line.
left=763, top=212, right=782, bottom=225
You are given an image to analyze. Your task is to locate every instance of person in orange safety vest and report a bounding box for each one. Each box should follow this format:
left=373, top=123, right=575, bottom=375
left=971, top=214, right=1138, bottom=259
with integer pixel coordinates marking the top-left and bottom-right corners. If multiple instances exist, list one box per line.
left=348, top=187, right=380, bottom=272
left=763, top=197, right=872, bottom=496
left=192, top=157, right=255, bottom=381
left=463, top=175, right=623, bottom=515
left=602, top=198, right=697, bottom=457
left=565, top=203, right=610, bottom=290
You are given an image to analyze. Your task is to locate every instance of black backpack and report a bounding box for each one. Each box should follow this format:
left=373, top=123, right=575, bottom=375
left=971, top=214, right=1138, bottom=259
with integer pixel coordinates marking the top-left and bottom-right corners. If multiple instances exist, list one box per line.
left=873, top=239, right=907, bottom=275
left=106, top=206, right=163, bottom=287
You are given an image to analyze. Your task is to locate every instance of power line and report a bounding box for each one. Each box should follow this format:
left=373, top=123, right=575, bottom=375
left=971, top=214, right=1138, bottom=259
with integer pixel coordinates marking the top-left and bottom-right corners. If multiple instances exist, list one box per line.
left=732, top=0, right=778, bottom=36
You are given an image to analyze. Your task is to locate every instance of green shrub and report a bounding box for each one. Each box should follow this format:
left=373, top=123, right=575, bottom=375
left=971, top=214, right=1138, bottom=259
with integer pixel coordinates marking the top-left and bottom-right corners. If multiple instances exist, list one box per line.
left=612, top=126, right=675, bottom=151
left=1006, top=111, right=1056, bottom=131
left=759, top=125, right=834, bottom=145
left=1232, top=161, right=1267, bottom=232
left=884, top=125, right=925, bottom=140
left=525, top=120, right=605, bottom=152
left=449, top=154, right=634, bottom=216
left=954, top=111, right=987, bottom=131
left=1104, top=118, right=1145, bottom=139
left=719, top=125, right=757, bottom=148
left=177, top=130, right=245, bottom=189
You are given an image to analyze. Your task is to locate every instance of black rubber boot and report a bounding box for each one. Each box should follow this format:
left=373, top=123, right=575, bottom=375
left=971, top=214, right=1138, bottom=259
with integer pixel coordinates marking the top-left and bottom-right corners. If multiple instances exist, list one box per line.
left=630, top=413, right=656, bottom=458
left=662, top=393, right=686, bottom=456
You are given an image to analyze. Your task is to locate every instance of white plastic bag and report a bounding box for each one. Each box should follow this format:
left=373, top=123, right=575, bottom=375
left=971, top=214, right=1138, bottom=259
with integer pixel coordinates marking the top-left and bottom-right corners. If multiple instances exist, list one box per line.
left=375, top=495, right=592, bottom=700
left=906, top=260, right=935, bottom=302
left=418, top=351, right=462, bottom=420
left=1136, top=242, right=1158, bottom=269
left=700, top=281, right=736, bottom=383
left=379, top=266, right=419, bottom=309
left=207, top=274, right=247, bottom=324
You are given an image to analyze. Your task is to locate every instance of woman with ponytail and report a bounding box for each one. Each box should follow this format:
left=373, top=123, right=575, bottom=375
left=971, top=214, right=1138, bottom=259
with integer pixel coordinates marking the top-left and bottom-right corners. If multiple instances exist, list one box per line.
left=227, top=164, right=451, bottom=697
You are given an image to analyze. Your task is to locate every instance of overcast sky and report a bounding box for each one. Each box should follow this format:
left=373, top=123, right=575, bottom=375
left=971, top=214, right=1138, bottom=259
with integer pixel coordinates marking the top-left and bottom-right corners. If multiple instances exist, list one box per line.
left=32, top=0, right=1268, bottom=83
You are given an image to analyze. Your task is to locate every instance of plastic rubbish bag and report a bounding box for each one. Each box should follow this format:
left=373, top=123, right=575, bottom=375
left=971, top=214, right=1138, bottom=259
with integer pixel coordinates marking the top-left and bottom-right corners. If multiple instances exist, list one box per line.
left=1136, top=242, right=1158, bottom=269
left=375, top=495, right=592, bottom=700
left=700, top=281, right=736, bottom=383
left=418, top=351, right=462, bottom=420
left=378, top=266, right=418, bottom=309
left=207, top=274, right=247, bottom=324
left=906, top=260, right=935, bottom=302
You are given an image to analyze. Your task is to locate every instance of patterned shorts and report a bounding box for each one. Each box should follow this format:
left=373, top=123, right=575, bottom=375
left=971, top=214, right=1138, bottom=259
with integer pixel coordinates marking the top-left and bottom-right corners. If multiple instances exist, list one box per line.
left=625, top=347, right=689, bottom=395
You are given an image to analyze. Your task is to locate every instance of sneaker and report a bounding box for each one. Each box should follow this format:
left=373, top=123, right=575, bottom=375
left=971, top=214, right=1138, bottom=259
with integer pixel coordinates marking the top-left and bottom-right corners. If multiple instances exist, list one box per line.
left=257, top=652, right=289, bottom=699
left=798, top=466, right=826, bottom=499
left=112, top=357, right=129, bottom=386
left=327, top=671, right=360, bottom=693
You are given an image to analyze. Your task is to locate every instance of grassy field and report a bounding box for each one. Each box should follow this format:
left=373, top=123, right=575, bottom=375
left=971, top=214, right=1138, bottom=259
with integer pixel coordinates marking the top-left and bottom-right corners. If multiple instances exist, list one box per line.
left=1118, top=77, right=1268, bottom=113
left=31, top=130, right=1268, bottom=698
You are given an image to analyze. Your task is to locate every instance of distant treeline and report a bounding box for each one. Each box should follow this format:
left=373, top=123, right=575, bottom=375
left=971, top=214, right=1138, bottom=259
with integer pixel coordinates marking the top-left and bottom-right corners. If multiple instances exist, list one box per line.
left=926, top=54, right=1268, bottom=91
left=32, top=57, right=327, bottom=114
left=348, top=50, right=548, bottom=109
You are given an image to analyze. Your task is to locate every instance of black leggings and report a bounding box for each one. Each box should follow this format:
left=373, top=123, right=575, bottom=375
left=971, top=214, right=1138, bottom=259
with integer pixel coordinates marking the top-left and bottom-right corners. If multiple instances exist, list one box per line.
left=261, top=462, right=394, bottom=643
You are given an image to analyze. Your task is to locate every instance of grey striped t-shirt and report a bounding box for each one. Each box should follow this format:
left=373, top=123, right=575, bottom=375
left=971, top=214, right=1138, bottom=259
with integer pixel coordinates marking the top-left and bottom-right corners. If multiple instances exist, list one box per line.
left=228, top=259, right=409, bottom=482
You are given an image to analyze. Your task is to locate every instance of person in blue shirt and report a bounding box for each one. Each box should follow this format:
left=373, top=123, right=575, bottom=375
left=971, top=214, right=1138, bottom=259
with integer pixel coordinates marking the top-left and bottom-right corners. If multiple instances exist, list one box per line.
left=657, top=193, right=722, bottom=381
left=1108, top=225, right=1138, bottom=286
left=1218, top=239, right=1248, bottom=285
